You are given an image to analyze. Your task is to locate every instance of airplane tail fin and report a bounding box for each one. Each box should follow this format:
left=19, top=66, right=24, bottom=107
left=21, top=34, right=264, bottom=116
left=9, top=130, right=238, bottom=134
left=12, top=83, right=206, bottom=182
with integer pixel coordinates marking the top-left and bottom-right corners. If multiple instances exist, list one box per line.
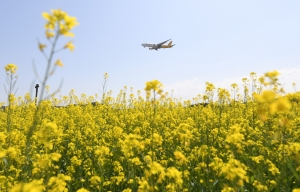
left=168, top=41, right=173, bottom=46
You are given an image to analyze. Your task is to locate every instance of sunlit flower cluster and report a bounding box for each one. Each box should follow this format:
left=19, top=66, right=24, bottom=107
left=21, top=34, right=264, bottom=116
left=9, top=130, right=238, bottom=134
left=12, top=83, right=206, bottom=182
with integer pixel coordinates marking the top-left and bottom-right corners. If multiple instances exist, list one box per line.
left=4, top=64, right=18, bottom=74
left=42, top=9, right=79, bottom=38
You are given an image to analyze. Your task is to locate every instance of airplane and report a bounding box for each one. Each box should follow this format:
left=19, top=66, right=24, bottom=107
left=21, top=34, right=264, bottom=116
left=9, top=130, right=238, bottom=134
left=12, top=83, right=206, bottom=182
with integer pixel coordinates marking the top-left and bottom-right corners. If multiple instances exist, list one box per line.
left=142, top=39, right=175, bottom=50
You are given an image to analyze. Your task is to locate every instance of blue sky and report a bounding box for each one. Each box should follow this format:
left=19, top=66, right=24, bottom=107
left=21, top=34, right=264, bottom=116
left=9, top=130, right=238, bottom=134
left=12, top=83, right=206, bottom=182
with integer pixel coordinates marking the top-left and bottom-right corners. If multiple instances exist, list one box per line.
left=1, top=1, right=300, bottom=103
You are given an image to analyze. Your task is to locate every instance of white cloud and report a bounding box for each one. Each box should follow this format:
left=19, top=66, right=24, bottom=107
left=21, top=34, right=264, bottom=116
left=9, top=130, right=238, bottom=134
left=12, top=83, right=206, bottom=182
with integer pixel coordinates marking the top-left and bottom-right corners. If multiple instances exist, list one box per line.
left=165, top=67, right=300, bottom=101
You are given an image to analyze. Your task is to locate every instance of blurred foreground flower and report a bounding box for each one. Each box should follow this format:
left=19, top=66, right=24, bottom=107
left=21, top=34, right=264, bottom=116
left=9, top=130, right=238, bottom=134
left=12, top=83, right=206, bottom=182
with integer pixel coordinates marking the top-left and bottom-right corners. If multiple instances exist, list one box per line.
left=64, top=41, right=75, bottom=52
left=36, top=9, right=79, bottom=103
left=39, top=43, right=46, bottom=52
left=55, top=59, right=64, bottom=67
left=42, top=9, right=79, bottom=37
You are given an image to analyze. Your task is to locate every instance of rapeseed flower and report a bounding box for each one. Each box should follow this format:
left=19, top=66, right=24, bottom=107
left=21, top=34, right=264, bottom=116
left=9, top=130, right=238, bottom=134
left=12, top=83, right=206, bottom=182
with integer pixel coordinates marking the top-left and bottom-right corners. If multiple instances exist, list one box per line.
left=165, top=167, right=183, bottom=189
left=77, top=188, right=89, bottom=192
left=42, top=9, right=79, bottom=37
left=55, top=59, right=64, bottom=67
left=138, top=178, right=150, bottom=192
left=38, top=43, right=46, bottom=52
left=10, top=179, right=44, bottom=192
left=144, top=80, right=164, bottom=99
left=0, top=150, right=6, bottom=158
left=5, top=63, right=18, bottom=74
left=64, top=41, right=75, bottom=52
left=174, top=151, right=187, bottom=164
left=266, top=160, right=280, bottom=175
left=252, top=180, right=268, bottom=191
left=220, top=158, right=249, bottom=186
left=264, top=70, right=280, bottom=86
left=47, top=174, right=71, bottom=192
left=250, top=155, right=264, bottom=164
left=45, top=30, right=54, bottom=39
left=50, top=153, right=62, bottom=162
left=221, top=187, right=235, bottom=192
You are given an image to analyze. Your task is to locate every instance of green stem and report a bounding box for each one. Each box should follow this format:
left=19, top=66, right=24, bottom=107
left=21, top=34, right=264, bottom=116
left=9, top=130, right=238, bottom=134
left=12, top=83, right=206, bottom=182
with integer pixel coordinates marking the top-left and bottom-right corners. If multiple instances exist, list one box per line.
left=39, top=30, right=60, bottom=103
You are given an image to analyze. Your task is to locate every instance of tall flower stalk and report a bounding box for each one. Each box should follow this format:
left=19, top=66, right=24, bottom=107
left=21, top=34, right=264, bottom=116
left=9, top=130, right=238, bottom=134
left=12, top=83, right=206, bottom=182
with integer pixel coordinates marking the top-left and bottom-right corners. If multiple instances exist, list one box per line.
left=37, top=9, right=79, bottom=103
left=4, top=63, right=18, bottom=101
left=26, top=8, right=79, bottom=159
left=4, top=63, right=18, bottom=132
left=144, top=79, right=164, bottom=189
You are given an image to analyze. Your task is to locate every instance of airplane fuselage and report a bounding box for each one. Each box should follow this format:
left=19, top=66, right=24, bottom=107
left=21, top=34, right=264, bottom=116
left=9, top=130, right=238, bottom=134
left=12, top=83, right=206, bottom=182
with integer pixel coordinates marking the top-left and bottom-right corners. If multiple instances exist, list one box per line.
left=141, top=39, right=175, bottom=51
left=142, top=43, right=159, bottom=50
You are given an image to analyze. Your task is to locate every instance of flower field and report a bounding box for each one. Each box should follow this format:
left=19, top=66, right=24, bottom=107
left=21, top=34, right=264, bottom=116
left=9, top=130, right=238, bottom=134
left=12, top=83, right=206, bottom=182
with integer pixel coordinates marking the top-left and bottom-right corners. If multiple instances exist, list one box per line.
left=1, top=8, right=300, bottom=192
left=1, top=73, right=300, bottom=191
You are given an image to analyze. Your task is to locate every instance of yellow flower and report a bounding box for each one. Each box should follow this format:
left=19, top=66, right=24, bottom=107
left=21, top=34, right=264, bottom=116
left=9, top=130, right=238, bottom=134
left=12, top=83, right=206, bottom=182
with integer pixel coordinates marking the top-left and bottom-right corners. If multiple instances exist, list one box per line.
left=138, top=178, right=150, bottom=191
left=64, top=14, right=79, bottom=30
left=45, top=30, right=55, bottom=39
left=50, top=153, right=62, bottom=162
left=77, top=188, right=89, bottom=192
left=221, top=187, right=235, bottom=192
left=0, top=176, right=6, bottom=184
left=71, top=156, right=82, bottom=166
left=252, top=180, right=268, bottom=191
left=145, top=80, right=163, bottom=92
left=225, top=133, right=244, bottom=144
left=46, top=122, right=58, bottom=132
left=38, top=43, right=46, bottom=52
left=231, top=83, right=238, bottom=89
left=64, top=41, right=75, bottom=52
left=166, top=167, right=183, bottom=185
left=174, top=151, right=187, bottom=164
left=266, top=160, right=280, bottom=175
left=153, top=133, right=163, bottom=145
left=143, top=161, right=166, bottom=184
left=42, top=9, right=79, bottom=37
left=144, top=80, right=164, bottom=99
left=250, top=155, right=264, bottom=164
left=220, top=159, right=249, bottom=186
left=42, top=12, right=56, bottom=30
left=254, top=90, right=276, bottom=103
left=5, top=63, right=18, bottom=74
left=268, top=96, right=291, bottom=114
left=47, top=174, right=71, bottom=192
left=10, top=179, right=44, bottom=192
left=0, top=150, right=6, bottom=158
left=205, top=82, right=215, bottom=92
left=104, top=72, right=109, bottom=79
left=264, top=70, right=280, bottom=85
left=89, top=176, right=101, bottom=186
left=0, top=132, right=6, bottom=144
left=276, top=97, right=291, bottom=112
left=55, top=59, right=64, bottom=67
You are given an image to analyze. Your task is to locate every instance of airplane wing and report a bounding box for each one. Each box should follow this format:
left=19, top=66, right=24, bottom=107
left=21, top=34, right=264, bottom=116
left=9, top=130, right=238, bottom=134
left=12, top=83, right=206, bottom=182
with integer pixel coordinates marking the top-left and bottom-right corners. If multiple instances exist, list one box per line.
left=157, top=39, right=171, bottom=46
